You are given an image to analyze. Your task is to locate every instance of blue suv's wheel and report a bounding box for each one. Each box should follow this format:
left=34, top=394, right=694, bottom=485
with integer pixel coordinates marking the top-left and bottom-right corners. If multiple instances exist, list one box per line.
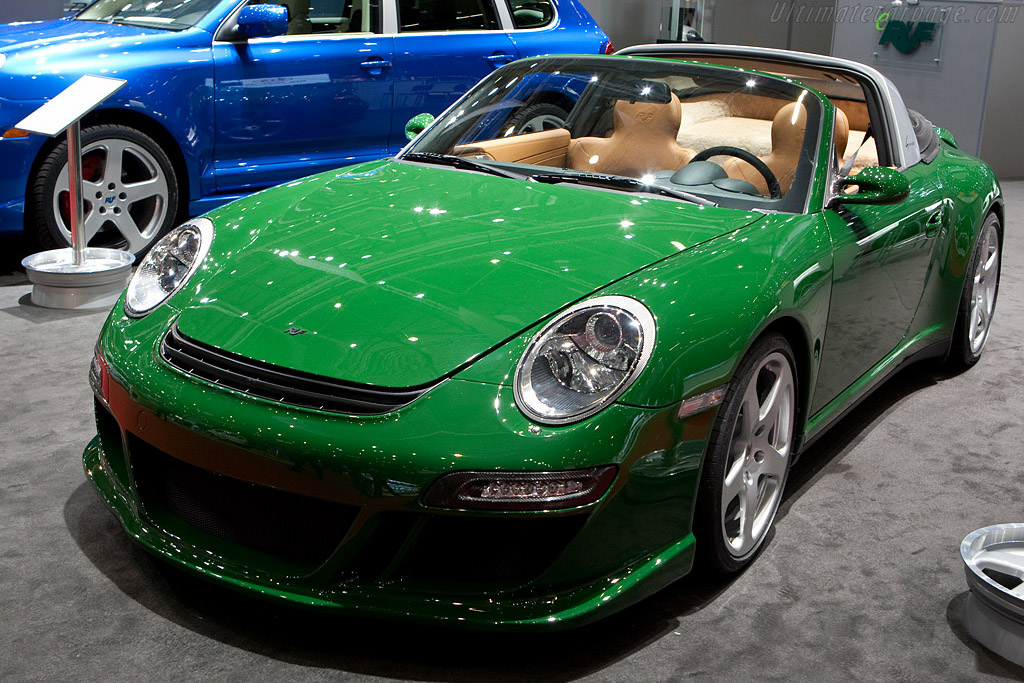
left=29, top=124, right=179, bottom=258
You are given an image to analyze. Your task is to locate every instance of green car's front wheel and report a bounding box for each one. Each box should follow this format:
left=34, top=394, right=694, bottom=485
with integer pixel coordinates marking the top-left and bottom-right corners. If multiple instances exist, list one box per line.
left=696, top=333, right=796, bottom=574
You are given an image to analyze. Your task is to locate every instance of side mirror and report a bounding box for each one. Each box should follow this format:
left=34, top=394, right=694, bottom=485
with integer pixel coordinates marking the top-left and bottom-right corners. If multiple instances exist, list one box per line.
left=935, top=127, right=958, bottom=149
left=829, top=166, right=910, bottom=207
left=405, top=112, right=435, bottom=140
left=235, top=4, right=288, bottom=40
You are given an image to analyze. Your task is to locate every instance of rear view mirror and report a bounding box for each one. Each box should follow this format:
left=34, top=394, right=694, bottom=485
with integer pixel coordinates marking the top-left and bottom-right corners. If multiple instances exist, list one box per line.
left=405, top=113, right=435, bottom=140
left=829, top=166, right=910, bottom=207
left=598, top=79, right=672, bottom=104
left=235, top=4, right=288, bottom=40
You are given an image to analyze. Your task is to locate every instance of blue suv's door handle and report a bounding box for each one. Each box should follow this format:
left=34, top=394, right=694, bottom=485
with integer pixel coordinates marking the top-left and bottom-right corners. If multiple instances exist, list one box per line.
left=486, top=53, right=514, bottom=68
left=359, top=58, right=392, bottom=77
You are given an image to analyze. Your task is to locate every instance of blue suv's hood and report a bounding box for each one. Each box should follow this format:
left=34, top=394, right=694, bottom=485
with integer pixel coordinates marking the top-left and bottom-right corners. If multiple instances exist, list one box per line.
left=0, top=20, right=211, bottom=100
left=0, top=19, right=163, bottom=52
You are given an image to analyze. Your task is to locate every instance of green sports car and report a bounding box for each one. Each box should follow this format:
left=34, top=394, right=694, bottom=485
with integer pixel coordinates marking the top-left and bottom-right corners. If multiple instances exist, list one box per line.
left=85, top=45, right=1003, bottom=629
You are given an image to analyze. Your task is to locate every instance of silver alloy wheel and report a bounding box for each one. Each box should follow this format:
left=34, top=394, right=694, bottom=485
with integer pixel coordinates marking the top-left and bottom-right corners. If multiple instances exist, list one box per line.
left=720, top=351, right=794, bottom=558
left=51, top=138, right=170, bottom=254
left=969, top=220, right=1000, bottom=355
left=516, top=113, right=566, bottom=134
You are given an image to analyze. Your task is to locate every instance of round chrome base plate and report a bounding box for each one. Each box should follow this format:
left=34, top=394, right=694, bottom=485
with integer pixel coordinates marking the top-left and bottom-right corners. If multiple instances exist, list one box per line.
left=961, top=524, right=1024, bottom=666
left=22, top=248, right=134, bottom=310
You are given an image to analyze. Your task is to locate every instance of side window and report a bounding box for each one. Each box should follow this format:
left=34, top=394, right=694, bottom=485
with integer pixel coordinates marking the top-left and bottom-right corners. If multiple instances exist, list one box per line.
left=507, top=0, right=554, bottom=29
left=398, top=0, right=501, bottom=32
left=264, top=0, right=381, bottom=35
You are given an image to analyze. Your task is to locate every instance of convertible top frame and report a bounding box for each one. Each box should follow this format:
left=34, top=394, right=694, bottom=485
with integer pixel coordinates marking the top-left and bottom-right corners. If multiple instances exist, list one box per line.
left=615, top=43, right=922, bottom=171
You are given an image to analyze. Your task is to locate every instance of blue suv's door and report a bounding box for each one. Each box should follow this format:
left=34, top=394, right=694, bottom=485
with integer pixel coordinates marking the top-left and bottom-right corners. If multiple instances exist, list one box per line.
left=212, top=0, right=395, bottom=193
left=389, top=0, right=517, bottom=153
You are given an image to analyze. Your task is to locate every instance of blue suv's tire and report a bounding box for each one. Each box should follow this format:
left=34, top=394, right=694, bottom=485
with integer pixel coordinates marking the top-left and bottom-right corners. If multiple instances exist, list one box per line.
left=29, top=124, right=179, bottom=259
left=508, top=103, right=569, bottom=134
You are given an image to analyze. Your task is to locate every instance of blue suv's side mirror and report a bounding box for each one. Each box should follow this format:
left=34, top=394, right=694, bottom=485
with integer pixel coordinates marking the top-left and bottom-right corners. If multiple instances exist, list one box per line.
left=235, top=4, right=288, bottom=40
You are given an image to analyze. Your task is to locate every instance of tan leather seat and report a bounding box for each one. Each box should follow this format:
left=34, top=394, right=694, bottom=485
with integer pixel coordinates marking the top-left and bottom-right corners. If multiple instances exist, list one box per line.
left=722, top=102, right=806, bottom=196
left=567, top=93, right=694, bottom=177
left=723, top=103, right=849, bottom=196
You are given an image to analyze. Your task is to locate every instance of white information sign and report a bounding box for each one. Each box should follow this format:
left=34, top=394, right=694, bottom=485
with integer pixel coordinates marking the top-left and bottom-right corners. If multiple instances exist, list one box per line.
left=16, top=75, right=126, bottom=137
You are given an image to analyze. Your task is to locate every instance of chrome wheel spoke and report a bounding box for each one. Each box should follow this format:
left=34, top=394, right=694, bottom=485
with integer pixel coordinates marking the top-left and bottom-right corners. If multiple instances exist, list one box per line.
left=759, top=444, right=787, bottom=478
left=111, top=212, right=147, bottom=253
left=81, top=210, right=106, bottom=243
left=124, top=175, right=167, bottom=205
left=739, top=477, right=760, bottom=548
left=99, top=139, right=128, bottom=185
left=722, top=459, right=745, bottom=507
left=977, top=550, right=1024, bottom=580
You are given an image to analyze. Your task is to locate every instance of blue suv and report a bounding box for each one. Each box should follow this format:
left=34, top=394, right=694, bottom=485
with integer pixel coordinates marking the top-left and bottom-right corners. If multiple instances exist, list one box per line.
left=0, top=0, right=609, bottom=255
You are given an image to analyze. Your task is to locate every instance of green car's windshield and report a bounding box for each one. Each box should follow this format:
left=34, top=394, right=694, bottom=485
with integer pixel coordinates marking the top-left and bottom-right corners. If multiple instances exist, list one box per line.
left=76, top=0, right=223, bottom=30
left=405, top=56, right=825, bottom=213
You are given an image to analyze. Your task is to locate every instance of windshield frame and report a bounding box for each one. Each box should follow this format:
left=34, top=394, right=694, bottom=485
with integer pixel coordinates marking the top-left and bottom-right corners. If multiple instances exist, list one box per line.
left=401, top=55, right=828, bottom=215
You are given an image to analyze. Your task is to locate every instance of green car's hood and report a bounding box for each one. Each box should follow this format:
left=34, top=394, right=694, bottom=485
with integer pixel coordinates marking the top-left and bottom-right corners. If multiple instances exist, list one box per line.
left=175, top=160, right=762, bottom=387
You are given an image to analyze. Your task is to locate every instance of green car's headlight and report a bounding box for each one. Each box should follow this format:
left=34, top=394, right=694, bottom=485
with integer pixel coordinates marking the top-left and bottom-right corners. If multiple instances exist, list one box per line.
left=125, top=218, right=213, bottom=317
left=514, top=295, right=656, bottom=425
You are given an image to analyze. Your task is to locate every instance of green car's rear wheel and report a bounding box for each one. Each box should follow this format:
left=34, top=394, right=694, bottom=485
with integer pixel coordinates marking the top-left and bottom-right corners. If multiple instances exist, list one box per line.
left=696, top=333, right=796, bottom=574
left=950, top=212, right=1002, bottom=367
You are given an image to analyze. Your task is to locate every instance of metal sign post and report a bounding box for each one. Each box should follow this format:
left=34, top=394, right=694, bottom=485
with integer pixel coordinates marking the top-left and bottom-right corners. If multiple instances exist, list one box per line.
left=18, top=75, right=135, bottom=309
left=67, top=121, right=87, bottom=265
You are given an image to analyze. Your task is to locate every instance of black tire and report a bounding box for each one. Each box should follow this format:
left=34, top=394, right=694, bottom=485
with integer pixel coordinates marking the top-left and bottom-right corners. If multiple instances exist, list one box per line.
left=694, top=333, right=798, bottom=574
left=28, top=123, right=179, bottom=259
left=948, top=212, right=1002, bottom=368
left=507, top=103, right=569, bottom=135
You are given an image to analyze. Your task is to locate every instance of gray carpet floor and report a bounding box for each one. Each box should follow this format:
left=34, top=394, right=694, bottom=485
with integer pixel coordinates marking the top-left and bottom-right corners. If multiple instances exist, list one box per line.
left=2, top=183, right=1023, bottom=682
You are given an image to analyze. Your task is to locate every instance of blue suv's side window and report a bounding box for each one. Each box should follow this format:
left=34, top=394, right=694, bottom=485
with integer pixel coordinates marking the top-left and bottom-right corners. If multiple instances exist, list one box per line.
left=270, top=0, right=382, bottom=35
left=507, top=0, right=554, bottom=29
left=398, top=0, right=502, bottom=32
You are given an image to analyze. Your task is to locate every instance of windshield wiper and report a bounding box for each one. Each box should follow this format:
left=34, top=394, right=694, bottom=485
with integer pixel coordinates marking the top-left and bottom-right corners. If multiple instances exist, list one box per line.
left=401, top=152, right=521, bottom=180
left=529, top=172, right=717, bottom=207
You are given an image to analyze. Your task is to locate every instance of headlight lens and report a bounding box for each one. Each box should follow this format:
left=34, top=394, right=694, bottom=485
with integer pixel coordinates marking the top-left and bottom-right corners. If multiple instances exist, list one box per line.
left=125, top=218, right=213, bottom=317
left=514, top=295, right=656, bottom=425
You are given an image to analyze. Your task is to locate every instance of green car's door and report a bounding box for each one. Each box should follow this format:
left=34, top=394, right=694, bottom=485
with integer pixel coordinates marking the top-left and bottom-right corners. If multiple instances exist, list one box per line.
left=811, top=162, right=943, bottom=413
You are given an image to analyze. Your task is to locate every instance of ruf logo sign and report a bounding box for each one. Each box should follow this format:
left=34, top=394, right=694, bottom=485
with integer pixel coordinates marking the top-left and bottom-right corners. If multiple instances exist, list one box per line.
left=878, top=20, right=937, bottom=54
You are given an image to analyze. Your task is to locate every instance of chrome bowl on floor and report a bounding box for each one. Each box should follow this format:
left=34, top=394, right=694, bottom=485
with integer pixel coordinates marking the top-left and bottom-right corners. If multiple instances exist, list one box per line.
left=961, top=524, right=1024, bottom=666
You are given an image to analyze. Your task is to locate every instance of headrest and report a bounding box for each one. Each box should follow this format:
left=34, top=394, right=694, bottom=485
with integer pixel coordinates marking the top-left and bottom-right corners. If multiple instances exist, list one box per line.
left=771, top=102, right=808, bottom=153
left=612, top=92, right=683, bottom=138
left=834, top=107, right=850, bottom=157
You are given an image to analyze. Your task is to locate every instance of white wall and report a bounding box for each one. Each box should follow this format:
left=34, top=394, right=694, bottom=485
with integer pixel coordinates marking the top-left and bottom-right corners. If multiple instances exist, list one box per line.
left=578, top=0, right=663, bottom=47
left=0, top=1, right=63, bottom=22
left=712, top=0, right=834, bottom=53
left=980, top=14, right=1024, bottom=178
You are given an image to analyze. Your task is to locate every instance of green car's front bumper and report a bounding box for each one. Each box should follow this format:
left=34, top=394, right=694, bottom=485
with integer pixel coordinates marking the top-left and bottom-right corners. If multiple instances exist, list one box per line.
left=84, top=307, right=714, bottom=630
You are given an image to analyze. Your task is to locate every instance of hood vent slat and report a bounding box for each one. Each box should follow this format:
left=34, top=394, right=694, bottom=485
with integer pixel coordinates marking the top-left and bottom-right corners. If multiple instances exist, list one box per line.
left=160, top=323, right=435, bottom=415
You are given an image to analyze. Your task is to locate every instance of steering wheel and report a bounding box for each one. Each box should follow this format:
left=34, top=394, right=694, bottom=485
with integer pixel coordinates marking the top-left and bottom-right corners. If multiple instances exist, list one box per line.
left=690, top=146, right=782, bottom=199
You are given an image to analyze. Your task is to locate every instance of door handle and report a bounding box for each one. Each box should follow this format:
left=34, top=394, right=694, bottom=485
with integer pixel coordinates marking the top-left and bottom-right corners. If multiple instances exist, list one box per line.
left=359, top=58, right=392, bottom=77
left=486, top=53, right=514, bottom=69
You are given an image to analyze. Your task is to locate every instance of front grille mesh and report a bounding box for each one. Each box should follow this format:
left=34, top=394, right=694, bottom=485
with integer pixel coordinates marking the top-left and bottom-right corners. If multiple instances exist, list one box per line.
left=130, top=436, right=359, bottom=570
left=160, top=322, right=434, bottom=415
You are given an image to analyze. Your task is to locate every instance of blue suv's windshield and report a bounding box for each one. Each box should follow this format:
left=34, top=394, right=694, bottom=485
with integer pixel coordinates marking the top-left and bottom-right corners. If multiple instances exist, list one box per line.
left=76, top=0, right=224, bottom=30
